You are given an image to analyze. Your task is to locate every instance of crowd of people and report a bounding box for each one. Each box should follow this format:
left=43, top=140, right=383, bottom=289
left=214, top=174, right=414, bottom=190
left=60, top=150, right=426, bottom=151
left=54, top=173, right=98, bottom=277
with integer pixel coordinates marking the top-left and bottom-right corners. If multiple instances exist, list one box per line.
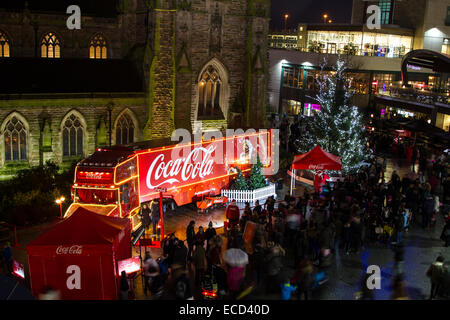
left=132, top=144, right=449, bottom=300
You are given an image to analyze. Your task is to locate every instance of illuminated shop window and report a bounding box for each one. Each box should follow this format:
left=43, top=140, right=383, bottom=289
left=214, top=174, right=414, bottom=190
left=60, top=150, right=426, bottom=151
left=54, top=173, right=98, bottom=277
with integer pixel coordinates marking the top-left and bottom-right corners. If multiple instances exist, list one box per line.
left=0, top=30, right=10, bottom=57
left=89, top=34, right=107, bottom=59
left=115, top=113, right=134, bottom=145
left=4, top=116, right=27, bottom=161
left=198, top=66, right=222, bottom=119
left=286, top=100, right=302, bottom=115
left=373, top=73, right=395, bottom=94
left=282, top=66, right=303, bottom=89
left=347, top=73, right=370, bottom=95
left=62, top=114, right=83, bottom=157
left=304, top=103, right=321, bottom=117
left=41, top=32, right=60, bottom=58
left=307, top=30, right=411, bottom=58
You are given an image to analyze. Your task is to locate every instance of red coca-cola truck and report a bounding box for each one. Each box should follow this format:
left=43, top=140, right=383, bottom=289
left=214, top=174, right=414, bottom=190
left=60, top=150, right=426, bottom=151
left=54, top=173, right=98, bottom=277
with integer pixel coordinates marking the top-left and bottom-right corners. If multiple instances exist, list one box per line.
left=64, top=130, right=274, bottom=246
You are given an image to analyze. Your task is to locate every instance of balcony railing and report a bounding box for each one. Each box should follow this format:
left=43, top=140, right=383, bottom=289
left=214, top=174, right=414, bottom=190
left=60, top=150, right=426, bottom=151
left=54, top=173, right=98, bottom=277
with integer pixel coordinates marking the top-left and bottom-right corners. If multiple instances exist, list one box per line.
left=269, top=44, right=407, bottom=59
left=376, top=87, right=450, bottom=105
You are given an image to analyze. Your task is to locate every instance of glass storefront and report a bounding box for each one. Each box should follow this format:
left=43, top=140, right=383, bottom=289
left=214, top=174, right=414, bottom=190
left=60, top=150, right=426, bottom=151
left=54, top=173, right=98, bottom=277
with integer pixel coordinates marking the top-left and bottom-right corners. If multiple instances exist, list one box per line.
left=286, top=100, right=302, bottom=115
left=379, top=105, right=428, bottom=120
left=347, top=72, right=370, bottom=95
left=282, top=66, right=303, bottom=89
left=372, top=73, right=396, bottom=94
left=306, top=30, right=412, bottom=58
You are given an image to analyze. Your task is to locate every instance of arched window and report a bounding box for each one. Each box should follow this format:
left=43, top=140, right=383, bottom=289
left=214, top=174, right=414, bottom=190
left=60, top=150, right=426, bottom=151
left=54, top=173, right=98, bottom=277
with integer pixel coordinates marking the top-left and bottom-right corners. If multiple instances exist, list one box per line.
left=62, top=114, right=83, bottom=157
left=89, top=34, right=107, bottom=59
left=41, top=32, right=60, bottom=58
left=115, top=113, right=134, bottom=145
left=0, top=30, right=10, bottom=58
left=4, top=116, right=27, bottom=161
left=198, top=66, right=222, bottom=119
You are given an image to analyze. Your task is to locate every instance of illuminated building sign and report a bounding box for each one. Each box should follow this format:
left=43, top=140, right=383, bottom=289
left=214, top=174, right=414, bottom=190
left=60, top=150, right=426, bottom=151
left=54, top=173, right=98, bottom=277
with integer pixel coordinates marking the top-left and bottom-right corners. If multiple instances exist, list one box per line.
left=407, top=64, right=421, bottom=71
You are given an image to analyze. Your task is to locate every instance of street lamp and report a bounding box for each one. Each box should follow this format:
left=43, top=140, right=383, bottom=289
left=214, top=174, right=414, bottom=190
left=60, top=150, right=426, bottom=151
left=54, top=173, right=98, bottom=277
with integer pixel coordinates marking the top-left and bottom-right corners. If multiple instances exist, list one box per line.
left=284, top=13, right=289, bottom=31
left=56, top=196, right=65, bottom=219
left=323, top=14, right=328, bottom=24
left=328, top=19, right=332, bottom=24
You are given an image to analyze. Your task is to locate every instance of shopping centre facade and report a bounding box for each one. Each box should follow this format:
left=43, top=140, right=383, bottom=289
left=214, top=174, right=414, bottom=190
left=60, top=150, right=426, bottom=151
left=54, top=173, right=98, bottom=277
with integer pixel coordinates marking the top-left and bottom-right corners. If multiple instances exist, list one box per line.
left=268, top=0, right=450, bottom=132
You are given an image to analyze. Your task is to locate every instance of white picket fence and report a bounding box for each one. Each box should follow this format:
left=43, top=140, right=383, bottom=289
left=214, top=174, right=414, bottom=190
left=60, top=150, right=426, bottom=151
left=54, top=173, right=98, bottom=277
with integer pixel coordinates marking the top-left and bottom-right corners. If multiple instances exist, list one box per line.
left=221, top=184, right=276, bottom=204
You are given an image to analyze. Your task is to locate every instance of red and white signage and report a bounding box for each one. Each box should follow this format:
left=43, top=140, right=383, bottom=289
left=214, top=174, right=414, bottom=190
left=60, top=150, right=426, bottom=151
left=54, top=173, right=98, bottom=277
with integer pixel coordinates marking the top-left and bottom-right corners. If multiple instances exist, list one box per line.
left=118, top=256, right=140, bottom=275
left=56, top=245, right=83, bottom=255
left=142, top=145, right=218, bottom=190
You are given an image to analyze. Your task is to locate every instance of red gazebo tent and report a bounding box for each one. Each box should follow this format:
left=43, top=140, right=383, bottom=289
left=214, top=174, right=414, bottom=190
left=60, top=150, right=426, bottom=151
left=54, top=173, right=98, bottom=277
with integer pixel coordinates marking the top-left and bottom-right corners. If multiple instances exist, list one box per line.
left=26, top=207, right=131, bottom=300
left=290, top=145, right=342, bottom=194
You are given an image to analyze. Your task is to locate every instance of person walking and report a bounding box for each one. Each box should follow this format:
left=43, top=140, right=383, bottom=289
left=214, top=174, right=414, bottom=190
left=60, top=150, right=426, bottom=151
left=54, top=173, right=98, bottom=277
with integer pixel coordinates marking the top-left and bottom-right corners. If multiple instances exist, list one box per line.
left=342, top=220, right=352, bottom=255
left=140, top=203, right=151, bottom=231
left=151, top=199, right=161, bottom=238
left=280, top=278, right=297, bottom=300
left=423, top=196, right=434, bottom=229
left=295, top=259, right=314, bottom=300
left=192, top=241, right=207, bottom=287
left=426, top=256, right=446, bottom=300
left=119, top=271, right=129, bottom=300
left=205, top=221, right=217, bottom=251
left=186, top=220, right=196, bottom=261
left=265, top=243, right=285, bottom=294
left=143, top=252, right=159, bottom=296
left=226, top=200, right=240, bottom=231
left=391, top=275, right=409, bottom=300
left=172, top=264, right=194, bottom=300
left=148, top=267, right=164, bottom=300
left=440, top=217, right=450, bottom=247
left=2, top=242, right=13, bottom=275
left=195, top=226, right=206, bottom=248
left=411, top=146, right=418, bottom=173
left=173, top=239, right=188, bottom=270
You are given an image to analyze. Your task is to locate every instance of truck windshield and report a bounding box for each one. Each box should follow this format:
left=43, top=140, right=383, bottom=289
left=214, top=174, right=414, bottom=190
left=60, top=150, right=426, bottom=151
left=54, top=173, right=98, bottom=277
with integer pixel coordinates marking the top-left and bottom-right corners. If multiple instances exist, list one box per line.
left=74, top=188, right=118, bottom=205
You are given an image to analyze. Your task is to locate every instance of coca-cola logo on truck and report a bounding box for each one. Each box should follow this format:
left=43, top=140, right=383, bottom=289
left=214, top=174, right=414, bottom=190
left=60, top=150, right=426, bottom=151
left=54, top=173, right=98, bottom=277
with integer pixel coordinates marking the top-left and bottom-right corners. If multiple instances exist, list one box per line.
left=56, top=245, right=83, bottom=255
left=145, top=145, right=216, bottom=189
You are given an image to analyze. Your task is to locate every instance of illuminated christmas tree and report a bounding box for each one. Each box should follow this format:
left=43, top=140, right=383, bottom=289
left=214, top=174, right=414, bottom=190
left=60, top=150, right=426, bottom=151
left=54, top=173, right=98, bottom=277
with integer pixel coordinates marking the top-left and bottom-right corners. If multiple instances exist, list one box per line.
left=247, top=155, right=267, bottom=190
left=234, top=168, right=247, bottom=190
left=296, top=57, right=368, bottom=174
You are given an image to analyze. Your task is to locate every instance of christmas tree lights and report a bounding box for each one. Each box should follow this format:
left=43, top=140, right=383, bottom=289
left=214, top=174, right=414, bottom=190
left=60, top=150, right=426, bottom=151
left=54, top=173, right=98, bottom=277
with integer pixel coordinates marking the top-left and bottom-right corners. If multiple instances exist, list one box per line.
left=295, top=57, right=369, bottom=174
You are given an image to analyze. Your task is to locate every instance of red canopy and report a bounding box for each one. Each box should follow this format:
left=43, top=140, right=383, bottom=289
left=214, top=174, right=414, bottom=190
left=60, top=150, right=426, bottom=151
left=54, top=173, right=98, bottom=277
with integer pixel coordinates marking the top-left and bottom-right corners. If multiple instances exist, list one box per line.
left=292, top=145, right=342, bottom=170
left=26, top=207, right=131, bottom=300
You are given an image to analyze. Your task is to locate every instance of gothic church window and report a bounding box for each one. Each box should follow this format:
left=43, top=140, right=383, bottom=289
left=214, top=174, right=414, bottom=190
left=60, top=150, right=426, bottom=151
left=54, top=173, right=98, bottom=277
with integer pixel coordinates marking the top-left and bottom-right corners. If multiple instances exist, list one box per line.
left=198, top=66, right=222, bottom=119
left=62, top=114, right=83, bottom=157
left=115, top=113, right=134, bottom=145
left=41, top=32, right=61, bottom=58
left=89, top=34, right=107, bottom=59
left=0, top=30, right=10, bottom=57
left=4, top=116, right=27, bottom=161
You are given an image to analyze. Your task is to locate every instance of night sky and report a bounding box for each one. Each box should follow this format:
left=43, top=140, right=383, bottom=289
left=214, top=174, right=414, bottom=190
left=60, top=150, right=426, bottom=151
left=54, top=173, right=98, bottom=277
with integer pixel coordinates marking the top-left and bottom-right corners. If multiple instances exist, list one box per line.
left=270, top=0, right=354, bottom=31
left=1, top=0, right=354, bottom=29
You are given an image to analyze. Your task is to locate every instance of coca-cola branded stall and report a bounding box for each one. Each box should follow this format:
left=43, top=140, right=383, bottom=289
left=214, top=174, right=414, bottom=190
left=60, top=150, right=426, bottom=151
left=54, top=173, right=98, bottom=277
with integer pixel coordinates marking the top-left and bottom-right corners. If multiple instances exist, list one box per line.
left=26, top=207, right=131, bottom=300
